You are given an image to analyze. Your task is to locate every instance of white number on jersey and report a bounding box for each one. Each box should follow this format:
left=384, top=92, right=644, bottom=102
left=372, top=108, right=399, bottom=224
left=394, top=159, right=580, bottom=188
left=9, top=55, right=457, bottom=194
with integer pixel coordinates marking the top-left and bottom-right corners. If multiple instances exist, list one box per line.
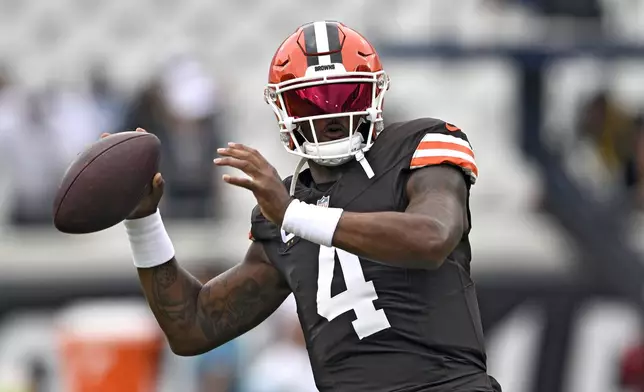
left=316, top=246, right=391, bottom=339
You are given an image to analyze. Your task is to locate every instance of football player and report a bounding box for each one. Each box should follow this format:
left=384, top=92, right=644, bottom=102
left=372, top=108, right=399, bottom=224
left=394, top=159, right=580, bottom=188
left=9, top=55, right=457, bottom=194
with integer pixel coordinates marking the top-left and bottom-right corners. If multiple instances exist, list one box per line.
left=122, top=21, right=502, bottom=392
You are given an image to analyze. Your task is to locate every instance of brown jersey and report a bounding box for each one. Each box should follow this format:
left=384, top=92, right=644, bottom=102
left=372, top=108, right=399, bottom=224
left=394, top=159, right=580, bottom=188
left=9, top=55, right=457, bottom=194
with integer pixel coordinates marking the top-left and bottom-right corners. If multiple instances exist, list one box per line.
left=251, top=118, right=498, bottom=392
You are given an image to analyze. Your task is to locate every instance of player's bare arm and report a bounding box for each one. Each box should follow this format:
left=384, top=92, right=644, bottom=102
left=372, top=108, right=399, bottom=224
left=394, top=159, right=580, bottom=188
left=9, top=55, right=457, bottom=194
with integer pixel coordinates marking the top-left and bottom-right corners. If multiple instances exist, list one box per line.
left=216, top=143, right=467, bottom=270
left=137, top=243, right=290, bottom=356
left=106, top=131, right=290, bottom=357
left=332, top=165, right=467, bottom=269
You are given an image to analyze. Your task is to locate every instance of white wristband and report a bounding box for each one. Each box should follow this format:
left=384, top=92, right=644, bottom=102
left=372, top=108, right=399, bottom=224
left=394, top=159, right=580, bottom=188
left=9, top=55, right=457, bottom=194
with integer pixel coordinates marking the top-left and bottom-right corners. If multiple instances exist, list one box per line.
left=124, top=210, right=175, bottom=268
left=281, top=200, right=343, bottom=247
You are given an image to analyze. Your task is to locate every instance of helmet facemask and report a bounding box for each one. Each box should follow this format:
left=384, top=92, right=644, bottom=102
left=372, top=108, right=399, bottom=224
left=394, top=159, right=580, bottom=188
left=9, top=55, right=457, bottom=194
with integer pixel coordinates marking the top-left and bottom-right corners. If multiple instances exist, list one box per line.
left=265, top=70, right=390, bottom=168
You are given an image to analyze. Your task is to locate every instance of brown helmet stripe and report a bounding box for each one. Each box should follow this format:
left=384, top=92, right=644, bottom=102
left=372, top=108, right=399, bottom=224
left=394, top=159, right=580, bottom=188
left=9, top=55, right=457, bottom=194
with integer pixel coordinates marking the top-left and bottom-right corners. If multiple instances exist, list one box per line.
left=326, top=22, right=343, bottom=64
left=302, top=21, right=344, bottom=67
left=303, top=23, right=319, bottom=67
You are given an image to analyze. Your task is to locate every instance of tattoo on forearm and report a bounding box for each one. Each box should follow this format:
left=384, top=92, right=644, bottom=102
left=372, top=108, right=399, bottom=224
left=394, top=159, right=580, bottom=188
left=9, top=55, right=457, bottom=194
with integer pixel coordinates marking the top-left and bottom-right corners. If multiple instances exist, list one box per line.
left=149, top=259, right=287, bottom=345
left=196, top=275, right=263, bottom=340
left=154, top=263, right=177, bottom=288
left=151, top=262, right=199, bottom=330
left=197, top=269, right=286, bottom=340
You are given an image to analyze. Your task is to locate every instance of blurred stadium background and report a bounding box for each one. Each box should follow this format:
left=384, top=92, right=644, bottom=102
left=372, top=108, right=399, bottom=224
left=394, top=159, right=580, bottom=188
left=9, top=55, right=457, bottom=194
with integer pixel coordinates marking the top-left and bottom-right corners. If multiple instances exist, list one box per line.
left=0, top=0, right=644, bottom=391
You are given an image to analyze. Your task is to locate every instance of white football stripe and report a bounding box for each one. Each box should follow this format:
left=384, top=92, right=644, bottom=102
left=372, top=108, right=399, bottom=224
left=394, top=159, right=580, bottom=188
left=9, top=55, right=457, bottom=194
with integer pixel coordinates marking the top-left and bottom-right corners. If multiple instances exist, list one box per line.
left=412, top=148, right=477, bottom=165
left=420, top=133, right=473, bottom=150
left=314, top=21, right=331, bottom=65
left=410, top=159, right=478, bottom=183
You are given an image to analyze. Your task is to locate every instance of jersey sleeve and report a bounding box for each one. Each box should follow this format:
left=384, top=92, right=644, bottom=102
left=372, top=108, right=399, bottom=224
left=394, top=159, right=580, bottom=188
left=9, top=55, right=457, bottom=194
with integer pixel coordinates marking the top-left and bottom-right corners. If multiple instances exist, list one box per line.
left=249, top=176, right=293, bottom=242
left=249, top=204, right=280, bottom=242
left=409, top=123, right=478, bottom=184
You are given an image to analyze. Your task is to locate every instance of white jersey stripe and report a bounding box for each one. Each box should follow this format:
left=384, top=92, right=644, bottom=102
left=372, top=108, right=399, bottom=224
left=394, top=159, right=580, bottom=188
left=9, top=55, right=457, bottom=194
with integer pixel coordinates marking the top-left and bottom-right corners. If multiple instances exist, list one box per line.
left=419, top=133, right=472, bottom=149
left=412, top=148, right=476, bottom=164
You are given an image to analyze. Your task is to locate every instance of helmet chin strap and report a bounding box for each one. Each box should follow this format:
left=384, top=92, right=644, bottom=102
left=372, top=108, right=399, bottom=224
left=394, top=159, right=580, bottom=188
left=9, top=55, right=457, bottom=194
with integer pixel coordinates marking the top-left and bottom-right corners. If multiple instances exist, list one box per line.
left=289, top=119, right=376, bottom=196
left=303, top=132, right=365, bottom=166
left=289, top=157, right=308, bottom=196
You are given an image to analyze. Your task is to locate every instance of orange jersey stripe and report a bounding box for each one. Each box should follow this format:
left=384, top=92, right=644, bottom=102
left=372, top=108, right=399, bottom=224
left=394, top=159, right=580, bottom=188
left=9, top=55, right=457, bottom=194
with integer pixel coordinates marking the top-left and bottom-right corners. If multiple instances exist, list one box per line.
left=410, top=156, right=479, bottom=177
left=415, top=141, right=474, bottom=159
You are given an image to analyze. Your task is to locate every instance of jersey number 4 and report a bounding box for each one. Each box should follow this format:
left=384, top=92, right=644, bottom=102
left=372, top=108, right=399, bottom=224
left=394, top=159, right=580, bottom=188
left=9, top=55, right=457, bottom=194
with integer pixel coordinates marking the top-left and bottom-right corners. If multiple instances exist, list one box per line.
left=316, top=246, right=391, bottom=339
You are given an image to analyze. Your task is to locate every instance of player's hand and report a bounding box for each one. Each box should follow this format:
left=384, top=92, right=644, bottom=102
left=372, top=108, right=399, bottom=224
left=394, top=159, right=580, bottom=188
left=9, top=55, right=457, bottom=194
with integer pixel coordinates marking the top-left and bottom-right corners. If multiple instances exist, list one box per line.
left=99, top=128, right=165, bottom=220
left=215, top=143, right=291, bottom=225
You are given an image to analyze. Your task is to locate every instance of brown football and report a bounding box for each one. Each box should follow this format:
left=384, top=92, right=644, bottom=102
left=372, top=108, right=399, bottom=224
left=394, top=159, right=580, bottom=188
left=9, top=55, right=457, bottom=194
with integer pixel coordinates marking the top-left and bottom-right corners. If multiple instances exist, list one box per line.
left=53, top=131, right=161, bottom=234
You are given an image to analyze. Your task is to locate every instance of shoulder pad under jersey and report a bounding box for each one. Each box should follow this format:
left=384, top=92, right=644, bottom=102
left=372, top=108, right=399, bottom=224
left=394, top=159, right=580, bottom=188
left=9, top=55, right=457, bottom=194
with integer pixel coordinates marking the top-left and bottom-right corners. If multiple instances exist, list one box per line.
left=378, top=118, right=478, bottom=184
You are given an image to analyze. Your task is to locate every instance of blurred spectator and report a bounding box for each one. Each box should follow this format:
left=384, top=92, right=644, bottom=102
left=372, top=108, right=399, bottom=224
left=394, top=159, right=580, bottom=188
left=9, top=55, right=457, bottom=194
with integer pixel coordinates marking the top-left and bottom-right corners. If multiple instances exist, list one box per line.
left=88, top=62, right=126, bottom=134
left=26, top=356, right=48, bottom=392
left=6, top=80, right=104, bottom=225
left=7, top=91, right=61, bottom=225
left=125, top=56, right=223, bottom=220
left=242, top=296, right=317, bottom=392
left=505, top=0, right=603, bottom=18
left=576, top=91, right=639, bottom=199
left=633, top=117, right=644, bottom=209
left=534, top=0, right=603, bottom=18
left=0, top=66, right=27, bottom=224
left=123, top=78, right=165, bottom=139
left=46, top=84, right=105, bottom=167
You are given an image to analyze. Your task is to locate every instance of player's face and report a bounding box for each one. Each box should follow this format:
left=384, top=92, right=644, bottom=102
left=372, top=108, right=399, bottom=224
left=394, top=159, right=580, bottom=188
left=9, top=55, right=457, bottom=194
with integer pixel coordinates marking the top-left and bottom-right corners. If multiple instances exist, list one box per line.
left=299, top=117, right=354, bottom=143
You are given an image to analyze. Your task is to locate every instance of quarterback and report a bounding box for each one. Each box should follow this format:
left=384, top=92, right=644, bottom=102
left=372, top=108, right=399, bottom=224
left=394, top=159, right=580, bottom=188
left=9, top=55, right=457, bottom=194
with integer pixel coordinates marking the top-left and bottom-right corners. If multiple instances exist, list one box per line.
left=119, top=21, right=501, bottom=392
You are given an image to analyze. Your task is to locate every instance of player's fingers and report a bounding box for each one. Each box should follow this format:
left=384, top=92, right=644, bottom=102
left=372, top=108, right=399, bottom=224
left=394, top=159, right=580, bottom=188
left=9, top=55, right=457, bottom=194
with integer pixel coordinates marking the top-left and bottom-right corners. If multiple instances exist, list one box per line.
left=100, top=133, right=110, bottom=139
left=222, top=174, right=255, bottom=190
left=150, top=173, right=164, bottom=197
left=135, top=128, right=147, bottom=133
left=227, top=142, right=260, bottom=156
left=227, top=143, right=266, bottom=163
left=152, top=173, right=164, bottom=188
left=213, top=157, right=259, bottom=176
left=219, top=145, right=264, bottom=167
left=217, top=147, right=253, bottom=160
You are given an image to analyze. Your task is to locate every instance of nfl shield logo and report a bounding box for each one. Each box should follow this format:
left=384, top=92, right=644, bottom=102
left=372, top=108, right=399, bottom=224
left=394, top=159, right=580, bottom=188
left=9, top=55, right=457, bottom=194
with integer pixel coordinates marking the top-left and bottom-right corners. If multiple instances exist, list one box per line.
left=317, top=195, right=330, bottom=208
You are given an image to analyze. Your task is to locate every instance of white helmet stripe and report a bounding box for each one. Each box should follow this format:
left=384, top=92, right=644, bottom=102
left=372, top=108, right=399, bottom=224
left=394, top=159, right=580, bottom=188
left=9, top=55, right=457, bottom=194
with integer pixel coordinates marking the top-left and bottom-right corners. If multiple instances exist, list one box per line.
left=314, top=21, right=332, bottom=65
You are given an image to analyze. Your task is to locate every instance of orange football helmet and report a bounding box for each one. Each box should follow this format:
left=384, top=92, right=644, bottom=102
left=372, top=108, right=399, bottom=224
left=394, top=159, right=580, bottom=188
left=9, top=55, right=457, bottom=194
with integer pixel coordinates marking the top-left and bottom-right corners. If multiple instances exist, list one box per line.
left=264, top=21, right=390, bottom=190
